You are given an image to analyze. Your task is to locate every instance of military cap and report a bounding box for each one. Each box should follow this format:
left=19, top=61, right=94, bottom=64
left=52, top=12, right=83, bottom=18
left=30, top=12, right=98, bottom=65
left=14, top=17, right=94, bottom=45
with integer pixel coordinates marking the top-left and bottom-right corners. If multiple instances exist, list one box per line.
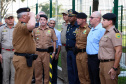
left=77, top=12, right=87, bottom=19
left=16, top=7, right=30, bottom=14
left=102, top=13, right=116, bottom=20
left=62, top=10, right=68, bottom=14
left=68, top=9, right=78, bottom=17
left=5, top=13, right=14, bottom=19
left=40, top=14, right=48, bottom=20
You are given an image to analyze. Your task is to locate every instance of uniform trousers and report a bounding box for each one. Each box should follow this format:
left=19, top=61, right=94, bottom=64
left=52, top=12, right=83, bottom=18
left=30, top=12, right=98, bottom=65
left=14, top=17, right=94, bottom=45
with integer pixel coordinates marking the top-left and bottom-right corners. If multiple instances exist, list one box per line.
left=0, top=62, right=2, bottom=84
left=67, top=50, right=80, bottom=84
left=61, top=46, right=68, bottom=84
left=99, top=61, right=120, bottom=84
left=2, top=50, right=15, bottom=84
left=35, top=52, right=50, bottom=84
left=76, top=52, right=90, bottom=84
left=13, top=55, right=34, bottom=84
left=88, top=54, right=100, bottom=84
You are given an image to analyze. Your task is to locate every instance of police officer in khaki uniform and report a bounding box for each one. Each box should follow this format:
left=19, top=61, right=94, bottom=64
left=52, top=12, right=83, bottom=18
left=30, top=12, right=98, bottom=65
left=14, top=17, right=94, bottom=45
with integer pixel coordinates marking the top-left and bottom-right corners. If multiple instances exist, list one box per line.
left=98, top=13, right=122, bottom=84
left=61, top=10, right=69, bottom=84
left=0, top=13, right=15, bottom=84
left=33, top=15, right=57, bottom=84
left=76, top=13, right=91, bottom=84
left=12, top=7, right=36, bottom=84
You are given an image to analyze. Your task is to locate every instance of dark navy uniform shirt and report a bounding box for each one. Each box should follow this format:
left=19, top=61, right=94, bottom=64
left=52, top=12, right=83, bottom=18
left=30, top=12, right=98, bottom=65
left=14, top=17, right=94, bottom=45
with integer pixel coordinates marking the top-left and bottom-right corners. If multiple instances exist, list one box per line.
left=66, top=21, right=79, bottom=47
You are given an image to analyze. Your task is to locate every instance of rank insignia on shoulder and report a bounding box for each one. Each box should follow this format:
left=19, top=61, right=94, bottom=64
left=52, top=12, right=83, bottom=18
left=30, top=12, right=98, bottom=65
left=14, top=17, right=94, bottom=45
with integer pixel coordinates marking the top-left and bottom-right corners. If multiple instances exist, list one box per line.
left=115, top=33, right=121, bottom=39
left=113, top=28, right=119, bottom=33
left=83, top=30, right=86, bottom=34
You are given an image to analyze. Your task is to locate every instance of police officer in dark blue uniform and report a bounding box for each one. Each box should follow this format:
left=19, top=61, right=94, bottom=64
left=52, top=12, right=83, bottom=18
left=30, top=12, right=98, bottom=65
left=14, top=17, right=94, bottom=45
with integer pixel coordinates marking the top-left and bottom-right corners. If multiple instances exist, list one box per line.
left=66, top=9, right=80, bottom=84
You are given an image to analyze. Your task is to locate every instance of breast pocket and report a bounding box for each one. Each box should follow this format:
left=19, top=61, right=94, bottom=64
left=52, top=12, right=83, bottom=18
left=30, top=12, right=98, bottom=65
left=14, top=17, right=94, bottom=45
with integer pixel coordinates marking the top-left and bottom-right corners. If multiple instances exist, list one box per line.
left=2, top=32, right=8, bottom=40
left=35, top=34, right=40, bottom=41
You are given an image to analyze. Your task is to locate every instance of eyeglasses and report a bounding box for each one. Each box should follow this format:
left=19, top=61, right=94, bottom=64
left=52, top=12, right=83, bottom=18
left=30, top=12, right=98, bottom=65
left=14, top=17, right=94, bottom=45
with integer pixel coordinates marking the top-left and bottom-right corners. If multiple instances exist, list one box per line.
left=50, top=23, right=55, bottom=24
left=90, top=16, right=98, bottom=19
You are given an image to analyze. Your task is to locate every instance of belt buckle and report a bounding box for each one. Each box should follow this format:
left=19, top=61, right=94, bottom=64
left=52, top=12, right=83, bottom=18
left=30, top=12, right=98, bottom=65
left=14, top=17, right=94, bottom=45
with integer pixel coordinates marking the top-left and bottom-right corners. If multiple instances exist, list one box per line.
left=82, top=49, right=83, bottom=52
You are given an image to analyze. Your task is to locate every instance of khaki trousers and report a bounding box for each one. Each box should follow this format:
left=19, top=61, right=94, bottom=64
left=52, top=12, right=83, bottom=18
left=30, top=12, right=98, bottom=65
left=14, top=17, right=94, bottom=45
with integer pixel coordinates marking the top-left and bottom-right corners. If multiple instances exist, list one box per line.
left=99, top=61, right=120, bottom=84
left=13, top=55, right=34, bottom=84
left=2, top=50, right=15, bottom=84
left=76, top=52, right=90, bottom=84
left=35, top=52, right=50, bottom=84
left=61, top=46, right=68, bottom=84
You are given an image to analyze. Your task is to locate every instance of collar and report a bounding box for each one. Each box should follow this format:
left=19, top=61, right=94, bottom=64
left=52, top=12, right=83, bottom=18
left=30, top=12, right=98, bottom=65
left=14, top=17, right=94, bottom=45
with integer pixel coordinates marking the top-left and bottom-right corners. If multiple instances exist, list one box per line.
left=5, top=23, right=15, bottom=29
left=71, top=21, right=78, bottom=27
left=107, top=25, right=115, bottom=32
left=92, top=23, right=102, bottom=30
left=79, top=23, right=88, bottom=29
left=39, top=25, right=49, bottom=30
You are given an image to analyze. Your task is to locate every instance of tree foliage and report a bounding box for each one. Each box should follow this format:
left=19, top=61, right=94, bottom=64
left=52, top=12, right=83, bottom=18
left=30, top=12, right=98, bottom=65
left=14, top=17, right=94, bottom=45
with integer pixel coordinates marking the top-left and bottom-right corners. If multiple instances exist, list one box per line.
left=0, top=0, right=25, bottom=19
left=39, top=2, right=63, bottom=17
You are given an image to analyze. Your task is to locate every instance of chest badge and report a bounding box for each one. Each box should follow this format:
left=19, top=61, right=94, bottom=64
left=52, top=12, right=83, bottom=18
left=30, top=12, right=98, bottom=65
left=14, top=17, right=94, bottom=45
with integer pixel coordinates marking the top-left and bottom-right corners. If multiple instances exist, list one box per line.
left=83, top=30, right=86, bottom=34
left=115, top=33, right=121, bottom=39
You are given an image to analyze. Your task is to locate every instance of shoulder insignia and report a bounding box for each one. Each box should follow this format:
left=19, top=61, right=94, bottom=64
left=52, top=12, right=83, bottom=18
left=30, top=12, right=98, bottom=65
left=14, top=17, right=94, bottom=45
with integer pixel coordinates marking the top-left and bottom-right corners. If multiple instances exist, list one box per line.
left=115, top=33, right=121, bottom=39
left=113, top=28, right=119, bottom=33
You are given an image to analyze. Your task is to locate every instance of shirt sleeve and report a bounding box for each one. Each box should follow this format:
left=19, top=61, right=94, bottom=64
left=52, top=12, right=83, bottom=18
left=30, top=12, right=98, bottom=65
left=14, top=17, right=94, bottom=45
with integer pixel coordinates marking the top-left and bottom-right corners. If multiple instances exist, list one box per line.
left=51, top=29, right=58, bottom=42
left=0, top=26, right=3, bottom=43
left=57, top=32, right=62, bottom=46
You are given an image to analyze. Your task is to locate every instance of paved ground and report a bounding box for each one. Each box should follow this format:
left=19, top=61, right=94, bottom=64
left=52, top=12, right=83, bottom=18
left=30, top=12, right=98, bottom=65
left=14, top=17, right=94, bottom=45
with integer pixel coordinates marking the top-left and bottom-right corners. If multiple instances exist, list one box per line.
left=57, top=77, right=64, bottom=84
left=32, top=77, right=64, bottom=84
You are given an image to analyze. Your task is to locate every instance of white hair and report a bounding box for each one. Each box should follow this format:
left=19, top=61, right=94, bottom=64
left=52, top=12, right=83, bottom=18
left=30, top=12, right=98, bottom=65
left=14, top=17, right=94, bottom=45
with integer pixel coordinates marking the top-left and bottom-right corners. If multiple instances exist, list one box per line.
left=17, top=12, right=28, bottom=19
left=48, top=18, right=56, bottom=23
left=39, top=11, right=46, bottom=15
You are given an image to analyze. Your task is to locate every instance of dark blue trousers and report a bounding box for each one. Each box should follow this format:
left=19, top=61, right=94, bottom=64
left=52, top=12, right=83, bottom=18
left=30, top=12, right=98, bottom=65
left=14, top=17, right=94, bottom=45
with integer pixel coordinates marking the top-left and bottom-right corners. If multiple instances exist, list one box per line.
left=67, top=50, right=80, bottom=84
left=52, top=58, right=58, bottom=84
left=88, top=54, right=101, bottom=84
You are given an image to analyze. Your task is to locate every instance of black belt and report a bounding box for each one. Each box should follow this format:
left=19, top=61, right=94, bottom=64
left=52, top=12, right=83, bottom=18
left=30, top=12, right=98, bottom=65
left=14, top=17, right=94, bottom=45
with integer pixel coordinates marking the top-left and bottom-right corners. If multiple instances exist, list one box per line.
left=66, top=47, right=73, bottom=50
left=77, top=48, right=86, bottom=52
left=36, top=48, right=48, bottom=52
left=14, top=52, right=34, bottom=56
left=88, top=54, right=98, bottom=58
left=100, top=59, right=115, bottom=62
left=14, top=52, right=38, bottom=67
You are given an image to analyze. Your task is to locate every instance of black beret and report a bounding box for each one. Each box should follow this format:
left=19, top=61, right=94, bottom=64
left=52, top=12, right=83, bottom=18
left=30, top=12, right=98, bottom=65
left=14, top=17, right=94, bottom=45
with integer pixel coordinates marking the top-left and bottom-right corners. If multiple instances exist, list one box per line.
left=16, top=7, right=30, bottom=14
left=68, top=9, right=78, bottom=17
left=40, top=15, right=48, bottom=20
left=77, top=12, right=87, bottom=19
left=102, top=13, right=116, bottom=20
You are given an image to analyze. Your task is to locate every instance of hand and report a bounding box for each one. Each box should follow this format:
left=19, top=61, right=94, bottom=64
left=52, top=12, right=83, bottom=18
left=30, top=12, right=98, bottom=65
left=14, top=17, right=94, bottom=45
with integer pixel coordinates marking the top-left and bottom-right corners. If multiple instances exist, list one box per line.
left=28, top=12, right=35, bottom=18
left=0, top=54, right=2, bottom=63
left=108, top=68, right=117, bottom=80
left=55, top=53, right=59, bottom=60
left=52, top=53, right=55, bottom=60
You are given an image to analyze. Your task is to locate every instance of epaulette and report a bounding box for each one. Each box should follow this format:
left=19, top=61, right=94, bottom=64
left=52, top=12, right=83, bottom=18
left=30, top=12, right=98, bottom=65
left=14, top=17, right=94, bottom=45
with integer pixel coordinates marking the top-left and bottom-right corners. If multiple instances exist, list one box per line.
left=49, top=26, right=53, bottom=29
left=88, top=25, right=91, bottom=29
left=113, top=28, right=119, bottom=33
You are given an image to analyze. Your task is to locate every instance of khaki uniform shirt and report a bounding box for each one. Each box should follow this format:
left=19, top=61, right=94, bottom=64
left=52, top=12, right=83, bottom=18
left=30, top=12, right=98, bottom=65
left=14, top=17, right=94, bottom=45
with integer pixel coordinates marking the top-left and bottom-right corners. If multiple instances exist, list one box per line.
left=12, top=21, right=36, bottom=54
left=98, top=26, right=122, bottom=59
left=61, top=22, right=68, bottom=44
left=0, top=24, right=15, bottom=49
left=76, top=23, right=90, bottom=49
left=33, top=26, right=57, bottom=49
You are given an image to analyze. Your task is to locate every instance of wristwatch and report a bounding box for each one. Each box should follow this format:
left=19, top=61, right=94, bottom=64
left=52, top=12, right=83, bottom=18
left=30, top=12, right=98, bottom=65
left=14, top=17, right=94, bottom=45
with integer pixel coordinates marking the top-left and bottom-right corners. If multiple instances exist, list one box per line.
left=112, top=67, right=118, bottom=71
left=53, top=52, right=55, bottom=54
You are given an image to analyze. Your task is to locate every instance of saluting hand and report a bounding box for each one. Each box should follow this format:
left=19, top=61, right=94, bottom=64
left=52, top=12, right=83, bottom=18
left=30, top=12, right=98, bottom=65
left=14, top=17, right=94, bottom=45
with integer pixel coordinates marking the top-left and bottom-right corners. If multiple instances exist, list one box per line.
left=108, top=68, right=117, bottom=80
left=0, top=54, right=2, bottom=63
left=28, top=12, right=35, bottom=18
